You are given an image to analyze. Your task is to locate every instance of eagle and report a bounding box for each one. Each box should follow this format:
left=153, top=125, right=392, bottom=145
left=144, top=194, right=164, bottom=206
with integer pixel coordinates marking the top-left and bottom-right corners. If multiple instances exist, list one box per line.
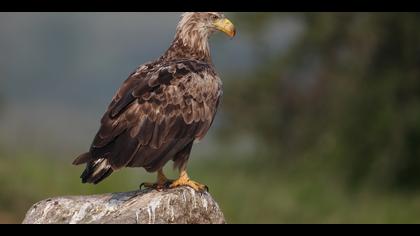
left=72, top=12, right=235, bottom=192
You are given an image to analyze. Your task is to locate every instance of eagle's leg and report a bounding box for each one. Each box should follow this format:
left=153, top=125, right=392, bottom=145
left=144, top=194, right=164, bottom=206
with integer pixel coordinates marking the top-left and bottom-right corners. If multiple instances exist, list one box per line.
left=140, top=169, right=171, bottom=191
left=169, top=169, right=208, bottom=192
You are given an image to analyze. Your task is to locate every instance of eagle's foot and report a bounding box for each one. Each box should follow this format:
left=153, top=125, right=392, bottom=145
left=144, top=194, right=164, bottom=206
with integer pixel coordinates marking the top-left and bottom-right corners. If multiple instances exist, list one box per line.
left=139, top=180, right=172, bottom=191
left=169, top=172, right=208, bottom=192
left=169, top=179, right=208, bottom=192
left=139, top=169, right=171, bottom=191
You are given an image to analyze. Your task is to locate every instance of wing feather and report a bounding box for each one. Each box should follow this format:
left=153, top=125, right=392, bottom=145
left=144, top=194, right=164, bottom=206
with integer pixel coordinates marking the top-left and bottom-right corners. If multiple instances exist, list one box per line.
left=79, top=59, right=222, bottom=173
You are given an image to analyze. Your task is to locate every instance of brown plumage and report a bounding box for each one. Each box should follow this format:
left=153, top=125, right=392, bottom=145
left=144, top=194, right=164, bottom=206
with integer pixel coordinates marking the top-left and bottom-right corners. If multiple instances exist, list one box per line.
left=73, top=12, right=235, bottom=188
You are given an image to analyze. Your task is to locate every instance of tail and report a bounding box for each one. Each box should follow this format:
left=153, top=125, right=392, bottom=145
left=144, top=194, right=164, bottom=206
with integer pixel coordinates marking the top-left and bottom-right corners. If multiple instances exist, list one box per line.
left=73, top=152, right=113, bottom=184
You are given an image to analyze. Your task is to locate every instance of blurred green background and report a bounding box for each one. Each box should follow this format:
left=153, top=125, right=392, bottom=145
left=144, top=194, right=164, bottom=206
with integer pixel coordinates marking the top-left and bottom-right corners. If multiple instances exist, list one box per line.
left=1, top=12, right=420, bottom=223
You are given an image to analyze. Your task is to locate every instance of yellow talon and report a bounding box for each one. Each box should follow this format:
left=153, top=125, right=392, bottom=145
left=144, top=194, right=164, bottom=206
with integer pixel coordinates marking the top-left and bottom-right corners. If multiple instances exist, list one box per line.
left=140, top=169, right=208, bottom=192
left=169, top=170, right=208, bottom=192
left=140, top=169, right=171, bottom=191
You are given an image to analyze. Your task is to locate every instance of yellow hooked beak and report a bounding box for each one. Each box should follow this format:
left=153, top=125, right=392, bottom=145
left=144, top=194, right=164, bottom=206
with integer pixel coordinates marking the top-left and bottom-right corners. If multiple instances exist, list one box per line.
left=213, top=18, right=236, bottom=38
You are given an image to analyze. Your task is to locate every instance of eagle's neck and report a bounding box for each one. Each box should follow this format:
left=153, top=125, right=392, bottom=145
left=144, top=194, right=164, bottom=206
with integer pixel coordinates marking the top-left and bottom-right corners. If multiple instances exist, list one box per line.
left=162, top=23, right=211, bottom=63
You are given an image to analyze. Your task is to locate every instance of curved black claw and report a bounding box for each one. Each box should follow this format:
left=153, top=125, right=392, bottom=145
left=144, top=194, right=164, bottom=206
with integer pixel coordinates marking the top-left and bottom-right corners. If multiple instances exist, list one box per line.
left=164, top=180, right=173, bottom=189
left=139, top=183, right=146, bottom=190
left=198, top=185, right=209, bottom=195
left=139, top=182, right=157, bottom=190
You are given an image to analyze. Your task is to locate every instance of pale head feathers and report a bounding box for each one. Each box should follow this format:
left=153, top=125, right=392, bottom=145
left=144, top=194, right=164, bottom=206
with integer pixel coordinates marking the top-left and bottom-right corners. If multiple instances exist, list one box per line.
left=163, top=12, right=226, bottom=62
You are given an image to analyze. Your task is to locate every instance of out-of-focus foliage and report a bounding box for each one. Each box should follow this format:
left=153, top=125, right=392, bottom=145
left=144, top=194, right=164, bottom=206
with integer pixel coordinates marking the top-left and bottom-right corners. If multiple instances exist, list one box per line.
left=0, top=90, right=3, bottom=116
left=223, top=13, right=420, bottom=191
left=4, top=153, right=420, bottom=224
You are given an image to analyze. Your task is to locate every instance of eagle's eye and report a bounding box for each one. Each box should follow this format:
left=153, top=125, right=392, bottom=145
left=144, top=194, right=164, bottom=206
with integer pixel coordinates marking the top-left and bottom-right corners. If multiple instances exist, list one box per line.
left=210, top=14, right=219, bottom=21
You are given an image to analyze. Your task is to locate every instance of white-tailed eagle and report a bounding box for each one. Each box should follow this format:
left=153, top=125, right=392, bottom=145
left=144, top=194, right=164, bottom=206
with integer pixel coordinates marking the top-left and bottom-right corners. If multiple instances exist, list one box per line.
left=73, top=12, right=235, bottom=192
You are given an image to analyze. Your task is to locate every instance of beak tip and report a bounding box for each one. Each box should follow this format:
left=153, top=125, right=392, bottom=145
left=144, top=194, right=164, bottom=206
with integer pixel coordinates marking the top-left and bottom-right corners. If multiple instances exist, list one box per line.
left=214, top=18, right=236, bottom=39
left=228, top=27, right=236, bottom=38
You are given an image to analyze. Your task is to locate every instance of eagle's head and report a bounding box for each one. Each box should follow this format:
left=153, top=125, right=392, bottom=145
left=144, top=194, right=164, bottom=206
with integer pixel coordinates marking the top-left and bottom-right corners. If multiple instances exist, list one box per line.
left=165, top=12, right=236, bottom=61
left=177, top=12, right=236, bottom=39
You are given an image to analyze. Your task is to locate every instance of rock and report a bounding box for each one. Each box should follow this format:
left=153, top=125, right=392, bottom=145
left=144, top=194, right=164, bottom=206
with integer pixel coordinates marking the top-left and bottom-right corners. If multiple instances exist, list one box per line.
left=22, top=187, right=225, bottom=224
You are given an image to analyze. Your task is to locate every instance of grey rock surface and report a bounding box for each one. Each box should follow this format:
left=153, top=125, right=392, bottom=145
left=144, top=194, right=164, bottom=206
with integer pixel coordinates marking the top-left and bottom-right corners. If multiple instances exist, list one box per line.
left=22, top=186, right=225, bottom=224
